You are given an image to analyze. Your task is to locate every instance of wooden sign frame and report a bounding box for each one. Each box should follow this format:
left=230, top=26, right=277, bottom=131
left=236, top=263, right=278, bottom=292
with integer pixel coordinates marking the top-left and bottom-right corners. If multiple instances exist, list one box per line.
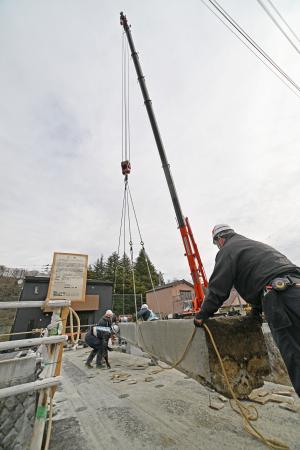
left=46, top=252, right=88, bottom=303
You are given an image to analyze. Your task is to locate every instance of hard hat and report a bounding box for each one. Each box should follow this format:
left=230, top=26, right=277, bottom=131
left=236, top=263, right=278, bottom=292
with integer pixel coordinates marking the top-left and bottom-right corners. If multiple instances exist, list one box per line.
left=212, top=224, right=234, bottom=240
left=105, top=309, right=114, bottom=317
left=141, top=304, right=149, bottom=309
left=112, top=324, right=120, bottom=334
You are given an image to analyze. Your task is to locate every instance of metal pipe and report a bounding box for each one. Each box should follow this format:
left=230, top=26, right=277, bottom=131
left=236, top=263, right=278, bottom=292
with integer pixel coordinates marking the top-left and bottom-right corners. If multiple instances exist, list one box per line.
left=0, top=300, right=71, bottom=309
left=0, top=335, right=68, bottom=351
left=0, top=376, right=62, bottom=400
left=120, top=12, right=185, bottom=228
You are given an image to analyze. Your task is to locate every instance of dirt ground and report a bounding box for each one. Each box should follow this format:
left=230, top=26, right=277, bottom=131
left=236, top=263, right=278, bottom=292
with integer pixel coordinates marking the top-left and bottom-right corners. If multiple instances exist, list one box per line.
left=49, top=348, right=300, bottom=450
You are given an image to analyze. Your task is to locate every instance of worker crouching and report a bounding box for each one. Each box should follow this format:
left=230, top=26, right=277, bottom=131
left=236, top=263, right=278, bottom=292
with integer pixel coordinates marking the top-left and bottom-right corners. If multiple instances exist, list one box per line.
left=85, top=309, right=114, bottom=369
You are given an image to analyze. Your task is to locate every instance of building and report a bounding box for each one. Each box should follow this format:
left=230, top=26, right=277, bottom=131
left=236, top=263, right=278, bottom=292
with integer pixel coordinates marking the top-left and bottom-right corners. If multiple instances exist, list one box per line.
left=11, top=276, right=113, bottom=340
left=146, top=279, right=195, bottom=317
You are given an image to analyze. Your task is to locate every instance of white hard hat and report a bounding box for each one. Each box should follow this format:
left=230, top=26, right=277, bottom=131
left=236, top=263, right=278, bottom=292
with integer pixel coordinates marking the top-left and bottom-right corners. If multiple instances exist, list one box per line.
left=105, top=309, right=113, bottom=317
left=141, top=304, right=148, bottom=309
left=112, top=324, right=120, bottom=334
left=212, top=224, right=234, bottom=240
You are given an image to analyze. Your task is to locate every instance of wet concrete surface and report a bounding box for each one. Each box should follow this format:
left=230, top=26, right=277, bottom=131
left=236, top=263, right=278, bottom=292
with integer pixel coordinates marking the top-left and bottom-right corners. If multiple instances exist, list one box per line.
left=49, top=348, right=300, bottom=450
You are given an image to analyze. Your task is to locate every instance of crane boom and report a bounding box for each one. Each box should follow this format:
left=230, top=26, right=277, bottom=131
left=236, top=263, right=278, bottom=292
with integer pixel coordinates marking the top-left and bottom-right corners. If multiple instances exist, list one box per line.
left=120, top=12, right=208, bottom=311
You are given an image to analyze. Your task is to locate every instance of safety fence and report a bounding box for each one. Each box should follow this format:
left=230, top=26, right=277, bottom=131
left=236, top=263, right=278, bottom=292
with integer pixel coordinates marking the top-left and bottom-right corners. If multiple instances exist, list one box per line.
left=0, top=299, right=77, bottom=450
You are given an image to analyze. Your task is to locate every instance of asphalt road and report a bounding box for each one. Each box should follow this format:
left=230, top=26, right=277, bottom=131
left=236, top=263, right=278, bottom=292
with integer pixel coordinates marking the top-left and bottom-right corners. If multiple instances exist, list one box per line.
left=49, top=348, right=300, bottom=450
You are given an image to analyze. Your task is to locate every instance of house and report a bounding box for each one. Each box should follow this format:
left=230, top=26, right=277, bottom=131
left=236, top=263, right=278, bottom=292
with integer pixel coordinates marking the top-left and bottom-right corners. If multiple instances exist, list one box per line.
left=11, top=276, right=113, bottom=340
left=146, top=279, right=195, bottom=317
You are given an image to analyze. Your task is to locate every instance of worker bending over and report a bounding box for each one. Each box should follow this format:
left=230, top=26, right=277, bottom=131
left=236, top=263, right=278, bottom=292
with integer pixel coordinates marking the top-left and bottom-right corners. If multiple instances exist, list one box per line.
left=85, top=309, right=114, bottom=369
left=194, top=224, right=300, bottom=397
left=137, top=303, right=158, bottom=321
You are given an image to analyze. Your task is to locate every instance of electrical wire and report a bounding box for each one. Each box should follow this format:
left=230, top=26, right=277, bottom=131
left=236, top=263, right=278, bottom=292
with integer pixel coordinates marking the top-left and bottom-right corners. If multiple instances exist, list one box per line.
left=256, top=0, right=300, bottom=54
left=265, top=0, right=300, bottom=44
left=200, top=0, right=300, bottom=98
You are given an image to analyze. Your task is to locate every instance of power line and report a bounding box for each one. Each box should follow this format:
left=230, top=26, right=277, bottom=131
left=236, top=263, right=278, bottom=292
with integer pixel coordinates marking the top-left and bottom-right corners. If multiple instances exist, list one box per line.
left=256, top=0, right=300, bottom=54
left=200, top=0, right=300, bottom=98
left=265, top=0, right=300, bottom=44
left=207, top=0, right=300, bottom=92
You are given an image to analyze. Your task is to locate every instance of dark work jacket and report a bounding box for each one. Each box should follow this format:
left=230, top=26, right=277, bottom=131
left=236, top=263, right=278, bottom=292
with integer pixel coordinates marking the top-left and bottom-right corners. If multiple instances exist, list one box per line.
left=97, top=316, right=112, bottom=328
left=95, top=316, right=112, bottom=339
left=196, top=233, right=300, bottom=321
left=137, top=308, right=151, bottom=321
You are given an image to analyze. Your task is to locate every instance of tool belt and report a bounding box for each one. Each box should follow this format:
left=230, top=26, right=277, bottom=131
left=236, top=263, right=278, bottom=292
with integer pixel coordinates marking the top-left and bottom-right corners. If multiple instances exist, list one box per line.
left=263, top=275, right=300, bottom=296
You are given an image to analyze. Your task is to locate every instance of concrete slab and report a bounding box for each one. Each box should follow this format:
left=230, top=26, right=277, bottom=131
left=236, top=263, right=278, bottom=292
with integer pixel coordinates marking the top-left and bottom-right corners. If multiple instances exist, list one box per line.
left=119, top=316, right=270, bottom=399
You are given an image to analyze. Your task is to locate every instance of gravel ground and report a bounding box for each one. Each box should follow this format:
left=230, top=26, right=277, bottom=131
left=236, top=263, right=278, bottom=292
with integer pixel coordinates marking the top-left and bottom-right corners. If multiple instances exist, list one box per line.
left=49, top=348, right=300, bottom=450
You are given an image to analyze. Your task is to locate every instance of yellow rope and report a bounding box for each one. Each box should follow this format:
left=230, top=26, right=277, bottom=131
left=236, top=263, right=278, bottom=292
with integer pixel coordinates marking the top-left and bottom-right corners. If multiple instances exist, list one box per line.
left=137, top=322, right=289, bottom=449
left=68, top=306, right=81, bottom=345
left=203, top=324, right=289, bottom=450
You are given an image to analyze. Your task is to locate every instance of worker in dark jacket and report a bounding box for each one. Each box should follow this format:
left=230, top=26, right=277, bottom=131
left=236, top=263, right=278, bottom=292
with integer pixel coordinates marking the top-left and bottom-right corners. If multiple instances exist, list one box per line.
left=85, top=309, right=114, bottom=369
left=137, top=304, right=158, bottom=321
left=194, top=224, right=300, bottom=397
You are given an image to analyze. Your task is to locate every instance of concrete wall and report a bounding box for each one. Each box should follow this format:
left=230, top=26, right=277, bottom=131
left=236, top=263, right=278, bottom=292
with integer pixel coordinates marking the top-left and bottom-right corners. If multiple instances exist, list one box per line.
left=0, top=354, right=37, bottom=450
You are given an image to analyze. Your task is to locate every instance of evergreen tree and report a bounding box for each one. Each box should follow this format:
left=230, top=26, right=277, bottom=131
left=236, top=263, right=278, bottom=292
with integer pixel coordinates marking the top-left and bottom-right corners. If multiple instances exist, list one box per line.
left=134, top=248, right=162, bottom=299
left=93, top=255, right=105, bottom=280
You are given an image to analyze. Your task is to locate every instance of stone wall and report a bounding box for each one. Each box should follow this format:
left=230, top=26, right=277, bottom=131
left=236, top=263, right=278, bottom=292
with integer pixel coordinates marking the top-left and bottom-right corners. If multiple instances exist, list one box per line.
left=0, top=354, right=37, bottom=450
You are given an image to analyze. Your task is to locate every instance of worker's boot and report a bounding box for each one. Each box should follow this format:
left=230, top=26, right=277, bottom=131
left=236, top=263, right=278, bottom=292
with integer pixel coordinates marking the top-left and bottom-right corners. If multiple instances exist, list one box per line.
left=85, top=362, right=93, bottom=369
left=96, top=364, right=105, bottom=369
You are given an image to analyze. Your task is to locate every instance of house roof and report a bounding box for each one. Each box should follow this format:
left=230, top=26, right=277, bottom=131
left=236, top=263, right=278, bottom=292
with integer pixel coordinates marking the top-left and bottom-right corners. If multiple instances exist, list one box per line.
left=146, top=279, right=194, bottom=293
left=24, top=276, right=113, bottom=286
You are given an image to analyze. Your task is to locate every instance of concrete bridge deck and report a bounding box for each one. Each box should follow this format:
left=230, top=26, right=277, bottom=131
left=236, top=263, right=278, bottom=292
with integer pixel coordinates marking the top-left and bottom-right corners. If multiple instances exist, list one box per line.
left=49, top=347, right=300, bottom=450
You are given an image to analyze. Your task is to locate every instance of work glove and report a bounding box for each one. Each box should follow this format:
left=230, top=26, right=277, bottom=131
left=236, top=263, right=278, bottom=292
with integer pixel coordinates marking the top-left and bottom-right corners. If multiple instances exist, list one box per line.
left=194, top=318, right=204, bottom=328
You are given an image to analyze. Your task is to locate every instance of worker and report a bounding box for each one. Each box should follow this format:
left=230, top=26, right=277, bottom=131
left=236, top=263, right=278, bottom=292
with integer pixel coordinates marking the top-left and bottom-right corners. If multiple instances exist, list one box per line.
left=194, top=224, right=300, bottom=397
left=137, top=303, right=158, bottom=321
left=85, top=309, right=114, bottom=369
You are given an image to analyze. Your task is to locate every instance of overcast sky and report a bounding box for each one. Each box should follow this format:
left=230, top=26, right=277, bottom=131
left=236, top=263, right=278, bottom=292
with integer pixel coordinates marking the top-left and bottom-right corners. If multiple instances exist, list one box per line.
left=0, top=0, right=299, bottom=282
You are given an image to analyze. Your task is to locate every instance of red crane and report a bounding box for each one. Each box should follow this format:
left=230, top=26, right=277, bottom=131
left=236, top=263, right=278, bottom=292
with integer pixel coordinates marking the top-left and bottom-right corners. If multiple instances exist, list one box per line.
left=120, top=12, right=208, bottom=313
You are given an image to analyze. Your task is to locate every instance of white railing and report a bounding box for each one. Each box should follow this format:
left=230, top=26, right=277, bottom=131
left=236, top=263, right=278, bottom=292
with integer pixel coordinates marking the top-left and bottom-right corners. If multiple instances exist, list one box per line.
left=0, top=299, right=71, bottom=450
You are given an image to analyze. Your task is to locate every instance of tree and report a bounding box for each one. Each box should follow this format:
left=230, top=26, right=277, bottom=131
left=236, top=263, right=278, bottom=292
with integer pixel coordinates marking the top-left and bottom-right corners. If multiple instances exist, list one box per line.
left=134, top=248, right=163, bottom=300
left=93, top=256, right=106, bottom=280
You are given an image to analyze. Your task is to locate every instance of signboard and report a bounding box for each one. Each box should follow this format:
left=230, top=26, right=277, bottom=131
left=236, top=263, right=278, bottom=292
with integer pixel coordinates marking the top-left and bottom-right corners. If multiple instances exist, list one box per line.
left=47, top=252, right=88, bottom=303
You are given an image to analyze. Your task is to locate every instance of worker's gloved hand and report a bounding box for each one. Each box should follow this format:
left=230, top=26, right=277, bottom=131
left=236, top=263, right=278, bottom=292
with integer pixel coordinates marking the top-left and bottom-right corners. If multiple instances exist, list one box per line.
left=194, top=318, right=204, bottom=328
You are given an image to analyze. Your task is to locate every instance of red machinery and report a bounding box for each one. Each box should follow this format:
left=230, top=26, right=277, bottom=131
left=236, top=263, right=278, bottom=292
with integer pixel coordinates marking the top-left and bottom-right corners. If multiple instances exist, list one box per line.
left=120, top=13, right=208, bottom=313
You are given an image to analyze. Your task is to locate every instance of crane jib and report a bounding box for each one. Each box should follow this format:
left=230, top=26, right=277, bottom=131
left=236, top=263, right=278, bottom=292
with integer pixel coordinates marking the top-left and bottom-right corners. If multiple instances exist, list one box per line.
left=120, top=12, right=207, bottom=310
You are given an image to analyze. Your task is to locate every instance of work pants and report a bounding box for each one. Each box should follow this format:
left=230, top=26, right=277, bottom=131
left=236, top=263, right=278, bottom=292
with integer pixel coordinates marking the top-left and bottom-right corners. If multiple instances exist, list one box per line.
left=85, top=332, right=104, bottom=366
left=262, top=285, right=300, bottom=397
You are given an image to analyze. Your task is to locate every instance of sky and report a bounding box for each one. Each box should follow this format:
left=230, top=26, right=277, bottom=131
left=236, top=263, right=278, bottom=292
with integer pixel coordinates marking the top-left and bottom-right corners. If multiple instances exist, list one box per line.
left=0, top=0, right=299, bottom=282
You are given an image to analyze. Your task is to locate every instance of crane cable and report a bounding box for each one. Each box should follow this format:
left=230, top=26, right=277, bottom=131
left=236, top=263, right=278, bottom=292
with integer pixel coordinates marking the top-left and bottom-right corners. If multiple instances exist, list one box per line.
left=127, top=184, right=162, bottom=318
left=115, top=31, right=162, bottom=319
